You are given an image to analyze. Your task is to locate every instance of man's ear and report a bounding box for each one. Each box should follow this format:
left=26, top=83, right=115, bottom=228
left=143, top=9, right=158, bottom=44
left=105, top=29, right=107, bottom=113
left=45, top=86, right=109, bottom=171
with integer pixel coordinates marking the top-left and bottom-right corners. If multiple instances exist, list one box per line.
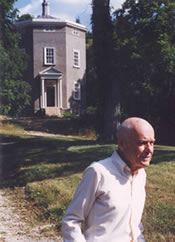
left=118, top=138, right=125, bottom=152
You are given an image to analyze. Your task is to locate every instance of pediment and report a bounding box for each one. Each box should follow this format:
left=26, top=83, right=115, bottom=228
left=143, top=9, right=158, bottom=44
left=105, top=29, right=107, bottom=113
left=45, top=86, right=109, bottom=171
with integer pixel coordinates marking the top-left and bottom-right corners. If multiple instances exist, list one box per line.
left=39, top=67, right=63, bottom=76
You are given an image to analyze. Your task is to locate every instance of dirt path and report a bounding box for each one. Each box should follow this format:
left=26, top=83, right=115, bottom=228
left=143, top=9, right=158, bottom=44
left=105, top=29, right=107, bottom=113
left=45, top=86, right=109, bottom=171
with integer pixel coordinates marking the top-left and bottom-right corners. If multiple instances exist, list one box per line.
left=0, top=188, right=63, bottom=242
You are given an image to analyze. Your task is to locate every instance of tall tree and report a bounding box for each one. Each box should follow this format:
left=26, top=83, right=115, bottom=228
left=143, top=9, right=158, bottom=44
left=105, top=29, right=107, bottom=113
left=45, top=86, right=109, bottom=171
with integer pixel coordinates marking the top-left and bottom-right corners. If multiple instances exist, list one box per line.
left=91, top=0, right=120, bottom=141
left=86, top=32, right=98, bottom=107
left=114, top=0, right=175, bottom=143
left=0, top=0, right=31, bottom=116
left=114, top=1, right=175, bottom=116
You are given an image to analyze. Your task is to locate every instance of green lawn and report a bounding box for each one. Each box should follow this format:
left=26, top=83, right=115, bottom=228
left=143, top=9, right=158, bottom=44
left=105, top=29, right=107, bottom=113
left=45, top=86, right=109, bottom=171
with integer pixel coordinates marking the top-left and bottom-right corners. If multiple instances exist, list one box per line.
left=0, top=121, right=175, bottom=241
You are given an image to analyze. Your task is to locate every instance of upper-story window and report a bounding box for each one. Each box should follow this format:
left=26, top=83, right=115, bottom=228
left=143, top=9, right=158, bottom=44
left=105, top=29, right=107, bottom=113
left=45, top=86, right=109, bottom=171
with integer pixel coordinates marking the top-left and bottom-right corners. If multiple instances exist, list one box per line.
left=43, top=26, right=56, bottom=32
left=72, top=29, right=80, bottom=36
left=73, top=50, right=80, bottom=68
left=44, top=47, right=56, bottom=65
left=73, top=81, right=81, bottom=100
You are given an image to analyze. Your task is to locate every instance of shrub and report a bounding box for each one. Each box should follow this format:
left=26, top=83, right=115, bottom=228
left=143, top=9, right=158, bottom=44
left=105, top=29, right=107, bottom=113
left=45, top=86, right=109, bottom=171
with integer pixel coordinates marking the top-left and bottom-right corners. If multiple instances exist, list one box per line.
left=0, top=79, right=31, bottom=117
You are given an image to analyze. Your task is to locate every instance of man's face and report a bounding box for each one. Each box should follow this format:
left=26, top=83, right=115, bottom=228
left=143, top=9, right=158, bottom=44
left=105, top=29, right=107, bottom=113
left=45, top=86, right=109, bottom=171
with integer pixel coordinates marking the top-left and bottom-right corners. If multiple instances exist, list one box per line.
left=119, top=124, right=155, bottom=172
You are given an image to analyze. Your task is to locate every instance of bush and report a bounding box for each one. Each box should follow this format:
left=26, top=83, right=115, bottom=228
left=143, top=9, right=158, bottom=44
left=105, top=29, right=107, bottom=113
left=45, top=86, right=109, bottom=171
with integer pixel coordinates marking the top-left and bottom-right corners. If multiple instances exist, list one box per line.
left=0, top=79, right=31, bottom=117
left=80, top=106, right=97, bottom=125
left=63, top=111, right=77, bottom=119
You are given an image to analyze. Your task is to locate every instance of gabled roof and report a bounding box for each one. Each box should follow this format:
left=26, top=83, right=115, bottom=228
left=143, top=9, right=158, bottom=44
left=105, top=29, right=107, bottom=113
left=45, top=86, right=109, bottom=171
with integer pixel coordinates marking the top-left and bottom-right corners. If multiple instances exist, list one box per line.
left=39, top=67, right=63, bottom=78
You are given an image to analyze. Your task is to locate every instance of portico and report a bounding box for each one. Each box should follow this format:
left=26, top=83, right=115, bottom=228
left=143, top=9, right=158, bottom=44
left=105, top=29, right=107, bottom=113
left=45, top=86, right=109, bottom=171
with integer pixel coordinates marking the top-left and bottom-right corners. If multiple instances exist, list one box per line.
left=39, top=67, right=63, bottom=116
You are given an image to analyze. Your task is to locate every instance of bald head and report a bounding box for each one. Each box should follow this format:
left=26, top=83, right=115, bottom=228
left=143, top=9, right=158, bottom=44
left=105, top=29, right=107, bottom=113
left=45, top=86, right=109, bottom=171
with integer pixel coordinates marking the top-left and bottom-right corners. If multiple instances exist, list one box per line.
left=117, top=117, right=154, bottom=142
left=117, top=117, right=155, bottom=172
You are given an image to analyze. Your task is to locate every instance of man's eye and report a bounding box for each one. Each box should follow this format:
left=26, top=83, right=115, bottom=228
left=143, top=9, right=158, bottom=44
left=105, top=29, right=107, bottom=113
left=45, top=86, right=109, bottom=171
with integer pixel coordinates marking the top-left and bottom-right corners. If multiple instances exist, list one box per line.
left=139, top=141, right=147, bottom=145
left=139, top=141, right=154, bottom=146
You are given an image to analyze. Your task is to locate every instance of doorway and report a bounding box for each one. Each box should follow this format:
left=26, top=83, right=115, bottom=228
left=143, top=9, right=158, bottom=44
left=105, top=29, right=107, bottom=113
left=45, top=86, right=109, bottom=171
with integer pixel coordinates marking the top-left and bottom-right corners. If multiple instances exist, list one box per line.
left=47, top=86, right=55, bottom=106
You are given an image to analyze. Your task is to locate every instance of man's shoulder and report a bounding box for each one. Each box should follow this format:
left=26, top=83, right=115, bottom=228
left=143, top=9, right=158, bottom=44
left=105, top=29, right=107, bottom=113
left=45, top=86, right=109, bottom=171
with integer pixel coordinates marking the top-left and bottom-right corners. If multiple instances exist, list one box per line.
left=86, top=154, right=114, bottom=174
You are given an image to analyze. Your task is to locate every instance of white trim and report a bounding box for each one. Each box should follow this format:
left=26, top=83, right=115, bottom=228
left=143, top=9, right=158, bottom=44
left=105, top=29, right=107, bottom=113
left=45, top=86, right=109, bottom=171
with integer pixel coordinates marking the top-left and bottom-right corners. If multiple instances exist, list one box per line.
left=39, top=66, right=62, bottom=77
left=73, top=81, right=81, bottom=100
left=60, top=79, right=63, bottom=108
left=54, top=82, right=57, bottom=107
left=40, top=78, right=45, bottom=108
left=15, top=18, right=87, bottom=32
left=44, top=47, right=56, bottom=65
left=40, top=77, right=63, bottom=109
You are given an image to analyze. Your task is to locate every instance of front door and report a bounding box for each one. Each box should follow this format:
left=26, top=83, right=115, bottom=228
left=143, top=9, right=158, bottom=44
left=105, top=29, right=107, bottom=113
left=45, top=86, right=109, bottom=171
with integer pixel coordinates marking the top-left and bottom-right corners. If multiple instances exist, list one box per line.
left=47, top=86, right=55, bottom=107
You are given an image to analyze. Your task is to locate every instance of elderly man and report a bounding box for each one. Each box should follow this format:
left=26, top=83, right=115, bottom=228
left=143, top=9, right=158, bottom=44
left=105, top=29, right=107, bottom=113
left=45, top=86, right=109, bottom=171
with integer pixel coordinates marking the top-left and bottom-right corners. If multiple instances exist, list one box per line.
left=62, top=117, right=155, bottom=242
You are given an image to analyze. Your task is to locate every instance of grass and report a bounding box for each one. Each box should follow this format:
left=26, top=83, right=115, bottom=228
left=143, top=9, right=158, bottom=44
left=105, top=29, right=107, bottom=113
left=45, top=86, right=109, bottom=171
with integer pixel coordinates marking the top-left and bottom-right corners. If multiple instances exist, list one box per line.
left=143, top=148, right=175, bottom=241
left=0, top=119, right=175, bottom=241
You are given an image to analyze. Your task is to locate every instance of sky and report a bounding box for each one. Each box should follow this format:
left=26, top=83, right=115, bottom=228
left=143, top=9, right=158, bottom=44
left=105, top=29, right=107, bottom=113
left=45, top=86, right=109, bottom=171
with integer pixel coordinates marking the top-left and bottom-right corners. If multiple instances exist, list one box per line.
left=14, top=0, right=125, bottom=31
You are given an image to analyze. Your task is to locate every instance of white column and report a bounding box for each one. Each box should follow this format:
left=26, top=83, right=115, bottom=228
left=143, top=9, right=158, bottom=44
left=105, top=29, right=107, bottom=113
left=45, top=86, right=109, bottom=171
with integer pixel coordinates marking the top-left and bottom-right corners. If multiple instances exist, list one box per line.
left=59, top=78, right=63, bottom=108
left=56, top=79, right=59, bottom=107
left=40, top=78, right=45, bottom=108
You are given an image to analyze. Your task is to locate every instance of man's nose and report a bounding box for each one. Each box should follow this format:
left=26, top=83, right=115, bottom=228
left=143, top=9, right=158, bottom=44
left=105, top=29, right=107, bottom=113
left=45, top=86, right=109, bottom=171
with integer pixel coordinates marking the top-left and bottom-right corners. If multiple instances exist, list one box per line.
left=145, top=142, right=153, bottom=152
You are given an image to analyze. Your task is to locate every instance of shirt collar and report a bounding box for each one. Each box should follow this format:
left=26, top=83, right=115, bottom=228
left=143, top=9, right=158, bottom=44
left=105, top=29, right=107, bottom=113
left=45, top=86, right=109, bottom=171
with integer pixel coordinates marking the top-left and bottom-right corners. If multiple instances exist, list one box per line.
left=111, top=151, right=138, bottom=177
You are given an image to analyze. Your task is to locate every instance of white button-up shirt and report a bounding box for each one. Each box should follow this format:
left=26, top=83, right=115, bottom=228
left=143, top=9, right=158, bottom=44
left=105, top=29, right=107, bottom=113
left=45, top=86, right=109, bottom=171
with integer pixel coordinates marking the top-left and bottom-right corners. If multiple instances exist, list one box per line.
left=62, top=151, right=146, bottom=242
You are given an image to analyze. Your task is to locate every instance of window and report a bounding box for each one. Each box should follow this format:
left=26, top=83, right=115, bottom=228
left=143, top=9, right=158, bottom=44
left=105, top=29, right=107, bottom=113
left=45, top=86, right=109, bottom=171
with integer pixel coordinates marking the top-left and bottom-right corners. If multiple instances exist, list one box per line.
left=44, top=47, right=56, bottom=65
left=73, top=50, right=80, bottom=68
left=72, top=29, right=80, bottom=36
left=73, top=82, right=81, bottom=100
left=43, top=26, right=56, bottom=32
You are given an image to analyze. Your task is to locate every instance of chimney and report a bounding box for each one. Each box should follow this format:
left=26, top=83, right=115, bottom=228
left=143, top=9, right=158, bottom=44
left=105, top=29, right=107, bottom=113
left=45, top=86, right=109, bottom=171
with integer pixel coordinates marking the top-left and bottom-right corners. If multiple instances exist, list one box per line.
left=42, top=0, right=50, bottom=17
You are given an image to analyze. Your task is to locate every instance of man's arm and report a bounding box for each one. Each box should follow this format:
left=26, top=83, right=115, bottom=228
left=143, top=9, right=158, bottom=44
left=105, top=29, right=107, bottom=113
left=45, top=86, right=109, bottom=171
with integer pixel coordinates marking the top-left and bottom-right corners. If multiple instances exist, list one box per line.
left=62, top=165, right=100, bottom=242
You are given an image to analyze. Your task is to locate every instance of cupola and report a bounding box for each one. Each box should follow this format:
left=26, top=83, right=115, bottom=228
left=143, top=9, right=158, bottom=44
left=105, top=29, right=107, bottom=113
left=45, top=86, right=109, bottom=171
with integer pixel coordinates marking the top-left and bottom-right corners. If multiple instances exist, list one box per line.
left=42, top=0, right=50, bottom=17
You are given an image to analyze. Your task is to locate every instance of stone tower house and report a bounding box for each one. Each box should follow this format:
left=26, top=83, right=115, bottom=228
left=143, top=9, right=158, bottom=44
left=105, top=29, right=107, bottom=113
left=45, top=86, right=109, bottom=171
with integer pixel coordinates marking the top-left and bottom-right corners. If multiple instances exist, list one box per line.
left=15, top=0, right=87, bottom=116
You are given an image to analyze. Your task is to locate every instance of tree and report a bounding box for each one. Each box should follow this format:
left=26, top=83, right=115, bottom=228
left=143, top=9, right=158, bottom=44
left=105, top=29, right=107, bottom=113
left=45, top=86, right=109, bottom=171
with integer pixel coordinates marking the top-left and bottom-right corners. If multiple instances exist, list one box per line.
left=113, top=0, right=175, bottom=143
left=91, top=0, right=120, bottom=141
left=0, top=0, right=31, bottom=116
left=16, top=13, right=33, bottom=22
left=86, top=32, right=98, bottom=107
left=114, top=1, right=175, bottom=115
left=0, top=79, right=31, bottom=116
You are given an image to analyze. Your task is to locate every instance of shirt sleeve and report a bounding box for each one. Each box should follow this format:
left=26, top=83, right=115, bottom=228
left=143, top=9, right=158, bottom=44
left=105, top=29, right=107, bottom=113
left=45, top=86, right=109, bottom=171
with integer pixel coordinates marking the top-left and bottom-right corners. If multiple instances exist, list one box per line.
left=62, top=164, right=100, bottom=242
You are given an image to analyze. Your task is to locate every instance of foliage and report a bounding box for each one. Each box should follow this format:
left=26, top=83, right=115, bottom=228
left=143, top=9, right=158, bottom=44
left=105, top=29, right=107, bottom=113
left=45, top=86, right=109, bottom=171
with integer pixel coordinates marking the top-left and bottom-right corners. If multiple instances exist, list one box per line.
left=113, top=0, right=175, bottom=127
left=86, top=106, right=96, bottom=116
left=0, top=0, right=31, bottom=117
left=16, top=14, right=33, bottom=21
left=63, top=111, right=77, bottom=119
left=0, top=0, right=19, bottom=49
left=91, top=0, right=121, bottom=141
left=0, top=79, right=31, bottom=116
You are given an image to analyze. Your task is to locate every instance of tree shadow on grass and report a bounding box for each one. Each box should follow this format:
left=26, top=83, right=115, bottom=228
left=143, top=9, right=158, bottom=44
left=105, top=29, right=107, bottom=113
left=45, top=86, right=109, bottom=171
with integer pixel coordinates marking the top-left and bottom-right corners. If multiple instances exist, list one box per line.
left=0, top=134, right=115, bottom=188
left=1, top=134, right=174, bottom=188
